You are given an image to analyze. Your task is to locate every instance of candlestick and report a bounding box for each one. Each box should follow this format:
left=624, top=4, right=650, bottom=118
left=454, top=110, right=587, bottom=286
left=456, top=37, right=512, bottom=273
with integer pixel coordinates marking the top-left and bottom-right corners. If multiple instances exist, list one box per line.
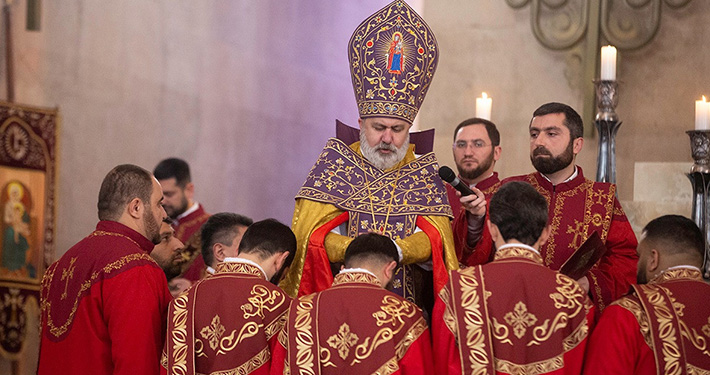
left=600, top=45, right=617, bottom=81
left=475, top=92, right=492, bottom=120
left=594, top=80, right=621, bottom=184
left=686, top=130, right=710, bottom=278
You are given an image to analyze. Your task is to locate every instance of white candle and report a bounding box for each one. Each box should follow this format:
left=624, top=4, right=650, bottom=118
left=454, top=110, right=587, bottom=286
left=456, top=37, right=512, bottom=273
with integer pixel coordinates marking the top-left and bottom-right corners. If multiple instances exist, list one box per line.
left=476, top=92, right=492, bottom=120
left=696, top=96, right=710, bottom=130
left=600, top=45, right=617, bottom=81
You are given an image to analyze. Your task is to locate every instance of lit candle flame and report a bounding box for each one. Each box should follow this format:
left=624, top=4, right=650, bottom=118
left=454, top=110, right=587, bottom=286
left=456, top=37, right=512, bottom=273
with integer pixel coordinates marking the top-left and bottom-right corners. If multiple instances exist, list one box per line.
left=482, top=92, right=488, bottom=99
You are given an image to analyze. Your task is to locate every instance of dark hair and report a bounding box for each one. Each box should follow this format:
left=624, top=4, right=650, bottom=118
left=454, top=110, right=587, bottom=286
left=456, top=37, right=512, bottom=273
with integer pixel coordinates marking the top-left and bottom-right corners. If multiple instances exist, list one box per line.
left=344, top=233, right=399, bottom=269
left=238, top=219, right=296, bottom=267
left=153, top=158, right=191, bottom=188
left=531, top=102, right=584, bottom=140
left=489, top=182, right=548, bottom=246
left=201, top=212, right=254, bottom=267
left=453, top=117, right=500, bottom=146
left=642, top=215, right=705, bottom=263
left=97, top=164, right=154, bottom=221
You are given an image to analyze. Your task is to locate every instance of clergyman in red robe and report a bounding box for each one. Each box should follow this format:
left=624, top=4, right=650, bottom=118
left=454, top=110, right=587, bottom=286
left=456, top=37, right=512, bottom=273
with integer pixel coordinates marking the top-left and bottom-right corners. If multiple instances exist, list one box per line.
left=502, top=102, right=638, bottom=312
left=272, top=233, right=434, bottom=375
left=38, top=164, right=172, bottom=375
left=446, top=117, right=502, bottom=267
left=583, top=215, right=710, bottom=375
left=433, top=182, right=594, bottom=375
left=154, top=158, right=211, bottom=288
left=163, top=219, right=296, bottom=375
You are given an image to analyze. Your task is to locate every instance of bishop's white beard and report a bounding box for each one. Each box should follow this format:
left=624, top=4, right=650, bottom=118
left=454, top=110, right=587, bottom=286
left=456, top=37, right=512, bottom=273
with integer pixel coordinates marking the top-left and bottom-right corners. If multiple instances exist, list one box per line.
left=360, top=132, right=410, bottom=170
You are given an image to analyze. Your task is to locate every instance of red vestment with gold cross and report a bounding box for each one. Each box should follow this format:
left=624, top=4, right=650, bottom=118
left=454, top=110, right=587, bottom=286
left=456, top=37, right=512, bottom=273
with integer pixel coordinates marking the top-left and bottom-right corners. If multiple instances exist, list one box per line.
left=432, top=245, right=594, bottom=375
left=502, top=167, right=638, bottom=312
left=446, top=172, right=501, bottom=266
left=583, top=267, right=710, bottom=375
left=38, top=221, right=172, bottom=375
left=271, top=271, right=434, bottom=375
left=162, top=260, right=290, bottom=375
left=173, top=203, right=210, bottom=282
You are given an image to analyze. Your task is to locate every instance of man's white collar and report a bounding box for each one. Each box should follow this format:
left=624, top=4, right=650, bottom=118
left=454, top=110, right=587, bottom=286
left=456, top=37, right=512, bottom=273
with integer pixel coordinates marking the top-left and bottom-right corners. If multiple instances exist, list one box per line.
left=176, top=202, right=200, bottom=221
left=541, top=166, right=578, bottom=185
left=339, top=268, right=378, bottom=278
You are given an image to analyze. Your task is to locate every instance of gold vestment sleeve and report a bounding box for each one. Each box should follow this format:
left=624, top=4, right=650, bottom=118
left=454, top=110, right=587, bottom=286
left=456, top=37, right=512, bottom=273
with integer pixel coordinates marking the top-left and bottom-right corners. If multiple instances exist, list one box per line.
left=324, top=232, right=352, bottom=263
left=396, top=231, right=432, bottom=264
left=280, top=198, right=344, bottom=297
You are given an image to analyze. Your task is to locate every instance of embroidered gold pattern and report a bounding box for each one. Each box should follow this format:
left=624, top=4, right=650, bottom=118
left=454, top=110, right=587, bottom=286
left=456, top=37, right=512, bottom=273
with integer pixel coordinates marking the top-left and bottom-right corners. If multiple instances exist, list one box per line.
left=613, top=296, right=652, bottom=347
left=702, top=317, right=710, bottom=338
left=215, top=262, right=264, bottom=278
left=494, top=247, right=543, bottom=264
left=42, top=251, right=157, bottom=338
left=201, top=347, right=270, bottom=375
left=293, top=294, right=317, bottom=375
left=200, top=315, right=226, bottom=351
left=371, top=357, right=399, bottom=375
left=440, top=288, right=458, bottom=338
left=296, top=139, right=453, bottom=218
left=241, top=284, right=286, bottom=319
left=637, top=284, right=683, bottom=375
left=395, top=318, right=427, bottom=360
left=60, top=257, right=77, bottom=300
left=214, top=322, right=260, bottom=356
left=264, top=310, right=288, bottom=341
left=688, top=364, right=710, bottom=375
left=492, top=317, right=512, bottom=345
left=352, top=295, right=417, bottom=365
left=525, top=175, right=614, bottom=270
left=456, top=268, right=492, bottom=374
left=529, top=274, right=587, bottom=346
left=504, top=302, right=538, bottom=339
left=169, top=293, right=189, bottom=375
left=496, top=355, right=564, bottom=375
left=652, top=268, right=704, bottom=284
left=332, top=271, right=382, bottom=287
left=327, top=323, right=360, bottom=360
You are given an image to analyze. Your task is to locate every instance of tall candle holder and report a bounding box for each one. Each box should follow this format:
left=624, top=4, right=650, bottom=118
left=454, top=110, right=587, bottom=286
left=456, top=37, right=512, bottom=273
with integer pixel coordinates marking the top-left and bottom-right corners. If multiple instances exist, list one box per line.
left=686, top=130, right=710, bottom=279
left=594, top=80, right=622, bottom=184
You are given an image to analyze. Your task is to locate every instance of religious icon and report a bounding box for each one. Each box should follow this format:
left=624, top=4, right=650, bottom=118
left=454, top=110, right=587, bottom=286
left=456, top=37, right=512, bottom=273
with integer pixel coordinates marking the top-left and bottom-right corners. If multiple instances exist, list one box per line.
left=0, top=181, right=35, bottom=279
left=386, top=32, right=405, bottom=74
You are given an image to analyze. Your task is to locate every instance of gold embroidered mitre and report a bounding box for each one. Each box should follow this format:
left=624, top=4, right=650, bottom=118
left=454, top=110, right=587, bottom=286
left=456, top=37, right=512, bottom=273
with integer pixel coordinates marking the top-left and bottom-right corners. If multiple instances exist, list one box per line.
left=348, top=0, right=439, bottom=123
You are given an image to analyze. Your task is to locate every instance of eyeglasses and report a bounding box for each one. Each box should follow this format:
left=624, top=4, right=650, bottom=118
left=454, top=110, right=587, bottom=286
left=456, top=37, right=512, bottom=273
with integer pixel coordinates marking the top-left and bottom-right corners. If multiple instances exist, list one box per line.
left=454, top=140, right=491, bottom=149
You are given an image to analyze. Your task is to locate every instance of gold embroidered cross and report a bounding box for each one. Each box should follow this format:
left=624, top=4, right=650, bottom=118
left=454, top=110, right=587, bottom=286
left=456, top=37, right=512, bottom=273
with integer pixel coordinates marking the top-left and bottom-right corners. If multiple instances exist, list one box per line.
left=504, top=302, right=538, bottom=339
left=327, top=323, right=359, bottom=360
left=566, top=220, right=586, bottom=249
left=200, top=315, right=226, bottom=351
left=60, top=257, right=78, bottom=300
left=592, top=190, right=610, bottom=206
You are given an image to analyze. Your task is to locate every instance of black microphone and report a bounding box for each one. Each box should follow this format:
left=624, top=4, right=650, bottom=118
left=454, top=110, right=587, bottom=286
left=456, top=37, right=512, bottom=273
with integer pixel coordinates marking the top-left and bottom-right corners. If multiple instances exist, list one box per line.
left=438, top=166, right=475, bottom=197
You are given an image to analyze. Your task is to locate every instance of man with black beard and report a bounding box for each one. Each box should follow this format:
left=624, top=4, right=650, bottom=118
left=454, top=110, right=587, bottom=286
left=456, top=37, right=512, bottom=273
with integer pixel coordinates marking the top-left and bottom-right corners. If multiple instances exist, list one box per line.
left=583, top=215, right=710, bottom=374
left=154, top=158, right=210, bottom=283
left=499, top=102, right=638, bottom=314
left=446, top=118, right=502, bottom=266
left=281, top=1, right=457, bottom=320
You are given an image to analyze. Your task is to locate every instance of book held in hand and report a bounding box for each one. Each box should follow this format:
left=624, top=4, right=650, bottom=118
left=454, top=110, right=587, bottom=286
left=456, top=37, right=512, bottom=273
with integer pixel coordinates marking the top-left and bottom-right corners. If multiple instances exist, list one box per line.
left=559, top=231, right=607, bottom=280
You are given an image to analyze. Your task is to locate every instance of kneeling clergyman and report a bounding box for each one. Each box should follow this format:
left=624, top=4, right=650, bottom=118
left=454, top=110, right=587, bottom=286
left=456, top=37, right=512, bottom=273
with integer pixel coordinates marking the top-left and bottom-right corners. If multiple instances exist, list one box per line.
left=271, top=233, right=434, bottom=375
left=433, top=181, right=594, bottom=375
left=162, top=219, right=296, bottom=375
left=583, top=215, right=710, bottom=375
